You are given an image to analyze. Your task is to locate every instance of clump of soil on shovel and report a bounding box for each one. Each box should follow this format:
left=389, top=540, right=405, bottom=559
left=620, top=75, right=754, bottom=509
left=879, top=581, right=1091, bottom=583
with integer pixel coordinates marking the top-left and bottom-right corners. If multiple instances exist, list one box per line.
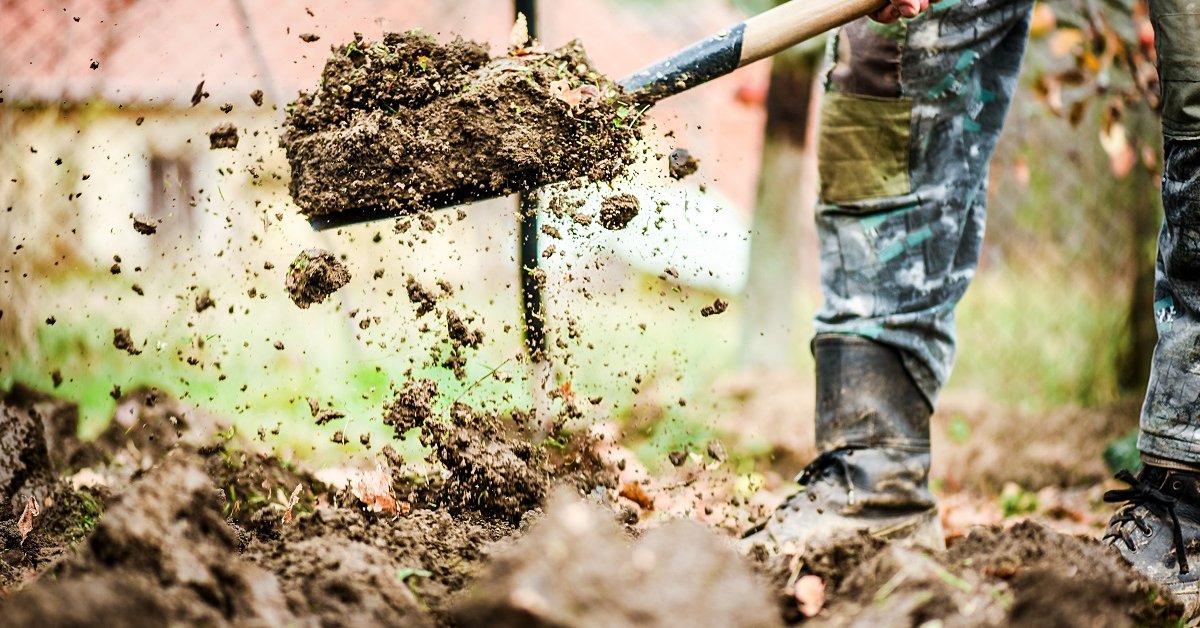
left=282, top=31, right=642, bottom=218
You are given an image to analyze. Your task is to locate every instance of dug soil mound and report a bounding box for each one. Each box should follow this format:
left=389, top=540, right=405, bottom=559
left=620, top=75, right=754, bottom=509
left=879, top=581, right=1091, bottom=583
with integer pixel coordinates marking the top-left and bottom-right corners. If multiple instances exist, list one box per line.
left=768, top=520, right=1182, bottom=627
left=456, top=491, right=782, bottom=628
left=1, top=385, right=1186, bottom=627
left=282, top=30, right=642, bottom=219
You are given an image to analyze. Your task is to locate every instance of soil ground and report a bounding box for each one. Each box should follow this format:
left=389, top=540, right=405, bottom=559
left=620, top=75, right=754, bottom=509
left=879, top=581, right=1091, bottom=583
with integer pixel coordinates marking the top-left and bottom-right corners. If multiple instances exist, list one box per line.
left=0, top=382, right=1183, bottom=627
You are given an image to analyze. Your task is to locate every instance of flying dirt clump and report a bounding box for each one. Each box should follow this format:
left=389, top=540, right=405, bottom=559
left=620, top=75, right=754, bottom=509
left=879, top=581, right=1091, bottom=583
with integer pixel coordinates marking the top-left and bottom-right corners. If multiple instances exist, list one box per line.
left=281, top=30, right=642, bottom=219
left=112, top=328, right=141, bottom=355
left=130, top=213, right=159, bottom=234
left=379, top=385, right=611, bottom=524
left=208, top=123, right=238, bottom=149
left=700, top=298, right=728, bottom=317
left=381, top=378, right=438, bottom=435
left=286, top=249, right=351, bottom=308
left=406, top=275, right=440, bottom=317
left=599, top=193, right=639, bottom=230
left=668, top=148, right=700, bottom=179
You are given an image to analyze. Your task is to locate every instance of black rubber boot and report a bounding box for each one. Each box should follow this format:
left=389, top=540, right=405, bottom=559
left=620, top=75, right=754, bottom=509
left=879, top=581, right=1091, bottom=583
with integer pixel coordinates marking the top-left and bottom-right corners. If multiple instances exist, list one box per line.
left=1104, top=465, right=1200, bottom=618
left=741, top=335, right=943, bottom=557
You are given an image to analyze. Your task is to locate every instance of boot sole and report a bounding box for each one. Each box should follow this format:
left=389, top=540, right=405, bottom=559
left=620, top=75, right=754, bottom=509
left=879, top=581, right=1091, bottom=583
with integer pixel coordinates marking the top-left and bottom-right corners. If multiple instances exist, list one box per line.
left=868, top=508, right=946, bottom=552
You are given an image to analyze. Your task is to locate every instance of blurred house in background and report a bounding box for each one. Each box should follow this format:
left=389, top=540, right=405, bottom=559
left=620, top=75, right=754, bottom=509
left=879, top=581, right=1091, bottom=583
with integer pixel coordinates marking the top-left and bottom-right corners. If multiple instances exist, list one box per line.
left=0, top=0, right=768, bottom=270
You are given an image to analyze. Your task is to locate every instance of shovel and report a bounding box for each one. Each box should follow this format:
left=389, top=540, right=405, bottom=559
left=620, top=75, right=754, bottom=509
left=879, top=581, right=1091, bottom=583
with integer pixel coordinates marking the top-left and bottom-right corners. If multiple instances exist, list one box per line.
left=308, top=0, right=884, bottom=231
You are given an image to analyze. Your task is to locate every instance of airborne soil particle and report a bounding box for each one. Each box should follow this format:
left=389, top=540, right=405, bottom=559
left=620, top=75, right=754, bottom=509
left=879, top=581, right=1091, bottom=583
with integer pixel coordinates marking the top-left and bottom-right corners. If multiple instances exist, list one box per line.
left=380, top=391, right=612, bottom=523
left=208, top=123, right=238, bottom=149
left=701, top=298, right=729, bottom=317
left=250, top=89, right=264, bottom=106
left=282, top=31, right=641, bottom=218
left=405, top=275, right=439, bottom=317
left=668, top=148, right=700, bottom=179
left=446, top=309, right=483, bottom=349
left=286, top=248, right=351, bottom=308
left=112, top=328, right=141, bottom=355
left=194, top=288, right=215, bottom=313
left=131, top=213, right=159, bottom=234
left=599, top=193, right=639, bottom=230
left=381, top=378, right=438, bottom=435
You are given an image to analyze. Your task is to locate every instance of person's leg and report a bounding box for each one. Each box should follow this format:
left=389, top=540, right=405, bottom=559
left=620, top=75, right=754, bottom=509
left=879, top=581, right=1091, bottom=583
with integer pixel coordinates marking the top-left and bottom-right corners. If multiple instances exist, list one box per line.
left=1104, top=0, right=1200, bottom=616
left=743, top=0, right=1033, bottom=556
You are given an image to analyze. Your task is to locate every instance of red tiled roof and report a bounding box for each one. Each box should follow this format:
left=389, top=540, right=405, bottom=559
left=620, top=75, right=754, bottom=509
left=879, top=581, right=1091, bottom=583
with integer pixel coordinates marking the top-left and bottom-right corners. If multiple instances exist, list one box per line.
left=0, top=0, right=769, bottom=210
left=0, top=0, right=753, bottom=107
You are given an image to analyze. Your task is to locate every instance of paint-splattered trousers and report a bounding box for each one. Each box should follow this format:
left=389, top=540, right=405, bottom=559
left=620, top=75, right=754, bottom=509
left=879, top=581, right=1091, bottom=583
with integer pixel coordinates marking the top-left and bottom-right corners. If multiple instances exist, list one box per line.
left=1138, top=0, right=1200, bottom=463
left=813, top=0, right=1200, bottom=462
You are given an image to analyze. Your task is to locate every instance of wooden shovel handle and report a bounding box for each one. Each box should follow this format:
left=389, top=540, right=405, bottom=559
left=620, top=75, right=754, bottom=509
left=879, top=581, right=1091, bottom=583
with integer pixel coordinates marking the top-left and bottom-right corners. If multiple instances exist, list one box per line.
left=741, top=0, right=885, bottom=65
left=620, top=0, right=886, bottom=103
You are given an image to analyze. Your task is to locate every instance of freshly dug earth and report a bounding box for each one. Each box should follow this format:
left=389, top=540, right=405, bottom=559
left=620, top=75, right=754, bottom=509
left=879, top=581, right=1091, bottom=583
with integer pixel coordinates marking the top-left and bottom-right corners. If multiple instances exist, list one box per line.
left=286, top=248, right=351, bottom=308
left=456, top=491, right=782, bottom=627
left=763, top=521, right=1181, bottom=627
left=282, top=31, right=642, bottom=218
left=380, top=382, right=610, bottom=523
left=0, top=386, right=1185, bottom=627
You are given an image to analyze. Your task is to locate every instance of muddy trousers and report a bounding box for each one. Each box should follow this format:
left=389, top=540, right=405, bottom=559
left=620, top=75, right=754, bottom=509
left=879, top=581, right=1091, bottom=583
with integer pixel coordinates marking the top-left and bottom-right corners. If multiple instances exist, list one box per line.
left=813, top=0, right=1033, bottom=413
left=1138, top=0, right=1200, bottom=463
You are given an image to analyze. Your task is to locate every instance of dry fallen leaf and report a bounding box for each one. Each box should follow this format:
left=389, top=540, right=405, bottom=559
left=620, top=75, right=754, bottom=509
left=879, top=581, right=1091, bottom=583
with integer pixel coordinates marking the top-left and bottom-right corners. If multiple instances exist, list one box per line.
left=509, top=13, right=529, bottom=49
left=558, top=379, right=576, bottom=404
left=1100, top=122, right=1135, bottom=178
left=18, top=495, right=40, bottom=545
left=283, top=483, right=303, bottom=524
left=352, top=461, right=399, bottom=513
left=794, top=574, right=825, bottom=617
left=549, top=80, right=600, bottom=110
left=618, top=481, right=654, bottom=510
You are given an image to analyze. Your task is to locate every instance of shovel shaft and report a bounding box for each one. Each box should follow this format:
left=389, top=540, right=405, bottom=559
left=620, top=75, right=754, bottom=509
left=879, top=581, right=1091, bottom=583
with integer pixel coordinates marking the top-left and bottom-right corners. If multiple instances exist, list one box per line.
left=619, top=0, right=884, bottom=102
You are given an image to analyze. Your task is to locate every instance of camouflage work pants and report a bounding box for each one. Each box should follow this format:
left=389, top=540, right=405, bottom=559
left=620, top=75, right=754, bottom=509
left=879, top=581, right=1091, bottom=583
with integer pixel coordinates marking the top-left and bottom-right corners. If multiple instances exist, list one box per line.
left=813, top=0, right=1034, bottom=407
left=1139, top=0, right=1200, bottom=462
left=814, top=0, right=1200, bottom=463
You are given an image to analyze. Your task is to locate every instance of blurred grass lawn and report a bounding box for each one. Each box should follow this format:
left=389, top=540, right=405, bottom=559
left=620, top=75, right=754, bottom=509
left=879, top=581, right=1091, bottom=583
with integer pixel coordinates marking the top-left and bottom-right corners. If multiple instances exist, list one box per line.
left=1, top=257, right=1130, bottom=473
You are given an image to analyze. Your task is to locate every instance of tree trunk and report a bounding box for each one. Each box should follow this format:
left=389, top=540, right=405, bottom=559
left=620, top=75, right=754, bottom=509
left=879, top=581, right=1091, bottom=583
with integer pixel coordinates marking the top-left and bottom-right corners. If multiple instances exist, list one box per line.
left=1116, top=103, right=1162, bottom=394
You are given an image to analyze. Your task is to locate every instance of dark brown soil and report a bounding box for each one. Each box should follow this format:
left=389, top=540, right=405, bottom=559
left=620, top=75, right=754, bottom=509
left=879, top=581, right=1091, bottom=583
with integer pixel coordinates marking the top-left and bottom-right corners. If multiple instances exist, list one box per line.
left=286, top=248, right=351, bottom=308
left=281, top=31, right=641, bottom=218
left=112, top=327, right=141, bottom=355
left=701, top=298, right=729, bottom=317
left=445, top=309, right=483, bottom=349
left=208, top=123, right=238, bottom=149
left=0, top=386, right=61, bottom=516
left=380, top=390, right=612, bottom=523
left=194, top=288, right=215, bottom=313
left=1, top=384, right=1188, bottom=626
left=380, top=378, right=438, bottom=435
left=130, top=213, right=159, bottom=235
left=766, top=520, right=1182, bottom=627
left=668, top=148, right=700, bottom=179
left=406, top=275, right=441, bottom=317
left=455, top=491, right=782, bottom=628
left=599, top=193, right=640, bottom=230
